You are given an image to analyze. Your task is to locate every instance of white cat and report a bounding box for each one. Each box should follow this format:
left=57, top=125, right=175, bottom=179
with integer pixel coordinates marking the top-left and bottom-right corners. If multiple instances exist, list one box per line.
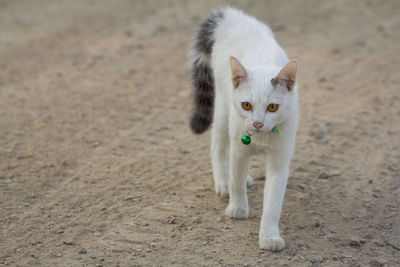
left=190, top=7, right=298, bottom=251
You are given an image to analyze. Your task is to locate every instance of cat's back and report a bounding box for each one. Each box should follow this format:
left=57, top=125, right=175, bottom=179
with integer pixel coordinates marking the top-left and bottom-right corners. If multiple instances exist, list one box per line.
left=213, top=7, right=287, bottom=67
left=215, top=7, right=273, bottom=41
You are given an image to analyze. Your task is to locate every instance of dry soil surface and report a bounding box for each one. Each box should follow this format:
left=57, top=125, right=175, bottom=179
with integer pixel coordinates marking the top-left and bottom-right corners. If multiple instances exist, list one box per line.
left=1, top=0, right=400, bottom=266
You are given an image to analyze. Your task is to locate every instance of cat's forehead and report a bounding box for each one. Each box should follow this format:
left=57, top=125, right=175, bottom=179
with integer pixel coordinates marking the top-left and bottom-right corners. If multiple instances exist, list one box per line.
left=247, top=67, right=286, bottom=101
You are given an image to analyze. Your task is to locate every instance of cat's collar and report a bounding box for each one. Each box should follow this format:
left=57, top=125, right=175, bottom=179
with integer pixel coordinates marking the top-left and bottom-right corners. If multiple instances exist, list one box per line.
left=241, top=123, right=282, bottom=145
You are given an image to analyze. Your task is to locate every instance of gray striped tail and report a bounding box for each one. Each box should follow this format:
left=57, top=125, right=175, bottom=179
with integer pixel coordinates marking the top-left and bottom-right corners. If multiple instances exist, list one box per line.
left=190, top=10, right=224, bottom=134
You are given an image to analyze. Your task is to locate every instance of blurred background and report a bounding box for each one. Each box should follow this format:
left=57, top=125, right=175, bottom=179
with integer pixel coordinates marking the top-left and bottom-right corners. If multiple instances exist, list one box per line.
left=1, top=0, right=399, bottom=266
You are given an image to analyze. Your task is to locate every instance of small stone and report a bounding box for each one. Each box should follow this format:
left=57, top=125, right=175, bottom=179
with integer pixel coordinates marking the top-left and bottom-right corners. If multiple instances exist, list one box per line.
left=79, top=248, right=87, bottom=254
left=57, top=230, right=64, bottom=234
left=30, top=240, right=40, bottom=246
left=298, top=183, right=309, bottom=190
left=385, top=240, right=400, bottom=251
left=373, top=239, right=385, bottom=247
left=56, top=253, right=63, bottom=257
left=150, top=242, right=156, bottom=248
left=296, top=223, right=306, bottom=229
left=297, top=241, right=305, bottom=247
left=63, top=237, right=74, bottom=245
left=99, top=257, right=105, bottom=262
left=23, top=202, right=30, bottom=207
left=370, top=257, right=387, bottom=266
left=309, top=256, right=319, bottom=263
left=216, top=217, right=222, bottom=222
left=168, top=217, right=177, bottom=224
left=315, top=130, right=325, bottom=140
left=314, top=221, right=322, bottom=227
left=94, top=231, right=102, bottom=237
left=318, top=170, right=340, bottom=179
left=349, top=237, right=361, bottom=246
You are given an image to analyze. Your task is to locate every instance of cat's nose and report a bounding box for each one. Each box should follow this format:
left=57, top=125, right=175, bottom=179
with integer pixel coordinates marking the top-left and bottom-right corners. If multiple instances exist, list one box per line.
left=252, top=122, right=264, bottom=129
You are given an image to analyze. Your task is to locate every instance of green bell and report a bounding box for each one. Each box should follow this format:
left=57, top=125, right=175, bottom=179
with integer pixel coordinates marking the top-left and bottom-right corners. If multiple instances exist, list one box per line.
left=241, top=135, right=251, bottom=145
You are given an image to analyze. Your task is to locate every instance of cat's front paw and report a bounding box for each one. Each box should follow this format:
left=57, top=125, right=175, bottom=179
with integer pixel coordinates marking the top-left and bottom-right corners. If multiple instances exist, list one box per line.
left=225, top=204, right=248, bottom=219
left=259, top=236, right=285, bottom=251
left=215, top=183, right=229, bottom=197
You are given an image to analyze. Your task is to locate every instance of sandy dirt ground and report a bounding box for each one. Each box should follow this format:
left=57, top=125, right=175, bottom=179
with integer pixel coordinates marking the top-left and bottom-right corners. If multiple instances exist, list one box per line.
left=1, top=0, right=400, bottom=266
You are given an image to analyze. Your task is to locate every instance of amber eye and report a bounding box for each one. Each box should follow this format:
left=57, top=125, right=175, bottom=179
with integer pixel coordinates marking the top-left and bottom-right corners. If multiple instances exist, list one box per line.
left=267, top=103, right=279, bottom=112
left=241, top=102, right=253, bottom=111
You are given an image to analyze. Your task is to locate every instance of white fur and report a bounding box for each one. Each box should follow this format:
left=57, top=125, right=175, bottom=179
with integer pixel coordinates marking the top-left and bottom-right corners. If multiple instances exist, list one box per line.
left=209, top=7, right=298, bottom=251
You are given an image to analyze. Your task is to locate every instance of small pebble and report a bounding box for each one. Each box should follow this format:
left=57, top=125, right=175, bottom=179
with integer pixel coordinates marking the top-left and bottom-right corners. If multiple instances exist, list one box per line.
left=63, top=237, right=74, bottom=245
left=318, top=170, right=340, bottom=179
left=315, top=131, right=325, bottom=140
left=298, top=183, right=309, bottom=190
left=385, top=240, right=400, bottom=251
left=373, top=239, right=385, bottom=247
left=79, top=248, right=87, bottom=254
left=314, top=221, right=322, bottom=227
left=349, top=237, right=361, bottom=246
left=370, top=257, right=387, bottom=266
left=296, top=223, right=306, bottom=229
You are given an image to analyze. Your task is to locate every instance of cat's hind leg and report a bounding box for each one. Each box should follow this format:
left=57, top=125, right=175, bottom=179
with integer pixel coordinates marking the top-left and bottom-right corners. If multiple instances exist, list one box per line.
left=210, top=102, right=230, bottom=197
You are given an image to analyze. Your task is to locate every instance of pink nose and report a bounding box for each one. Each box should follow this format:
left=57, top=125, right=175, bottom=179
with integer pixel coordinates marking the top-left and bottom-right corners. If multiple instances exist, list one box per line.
left=252, top=122, right=264, bottom=129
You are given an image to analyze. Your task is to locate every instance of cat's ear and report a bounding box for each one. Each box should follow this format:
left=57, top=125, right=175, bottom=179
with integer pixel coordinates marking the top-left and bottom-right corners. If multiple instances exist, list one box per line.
left=272, top=60, right=297, bottom=91
left=229, top=56, right=248, bottom=89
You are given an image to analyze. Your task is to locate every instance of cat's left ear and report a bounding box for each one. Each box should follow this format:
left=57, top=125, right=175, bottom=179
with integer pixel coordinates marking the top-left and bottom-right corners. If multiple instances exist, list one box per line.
left=272, top=60, right=297, bottom=91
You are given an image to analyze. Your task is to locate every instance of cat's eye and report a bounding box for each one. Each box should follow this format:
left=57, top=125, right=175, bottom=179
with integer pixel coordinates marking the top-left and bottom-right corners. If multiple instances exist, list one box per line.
left=267, top=103, right=279, bottom=112
left=241, top=102, right=253, bottom=111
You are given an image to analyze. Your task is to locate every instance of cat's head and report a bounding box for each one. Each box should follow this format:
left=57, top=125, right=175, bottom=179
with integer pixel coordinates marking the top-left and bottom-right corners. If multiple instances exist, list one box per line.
left=229, top=56, right=297, bottom=133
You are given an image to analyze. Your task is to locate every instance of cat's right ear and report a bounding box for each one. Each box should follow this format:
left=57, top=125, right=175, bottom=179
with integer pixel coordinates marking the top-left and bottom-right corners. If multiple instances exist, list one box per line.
left=229, top=56, right=248, bottom=89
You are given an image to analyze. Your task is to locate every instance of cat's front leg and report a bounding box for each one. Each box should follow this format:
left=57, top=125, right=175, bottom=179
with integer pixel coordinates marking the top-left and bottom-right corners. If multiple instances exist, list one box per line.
left=225, top=142, right=250, bottom=219
left=259, top=151, right=290, bottom=251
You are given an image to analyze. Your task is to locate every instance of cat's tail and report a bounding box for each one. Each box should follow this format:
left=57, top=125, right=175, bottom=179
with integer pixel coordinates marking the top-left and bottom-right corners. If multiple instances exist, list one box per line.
left=189, top=9, right=224, bottom=134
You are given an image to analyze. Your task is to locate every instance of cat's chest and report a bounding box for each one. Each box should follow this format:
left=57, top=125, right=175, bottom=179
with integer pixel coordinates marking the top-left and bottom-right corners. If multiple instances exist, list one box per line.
left=251, top=133, right=276, bottom=149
